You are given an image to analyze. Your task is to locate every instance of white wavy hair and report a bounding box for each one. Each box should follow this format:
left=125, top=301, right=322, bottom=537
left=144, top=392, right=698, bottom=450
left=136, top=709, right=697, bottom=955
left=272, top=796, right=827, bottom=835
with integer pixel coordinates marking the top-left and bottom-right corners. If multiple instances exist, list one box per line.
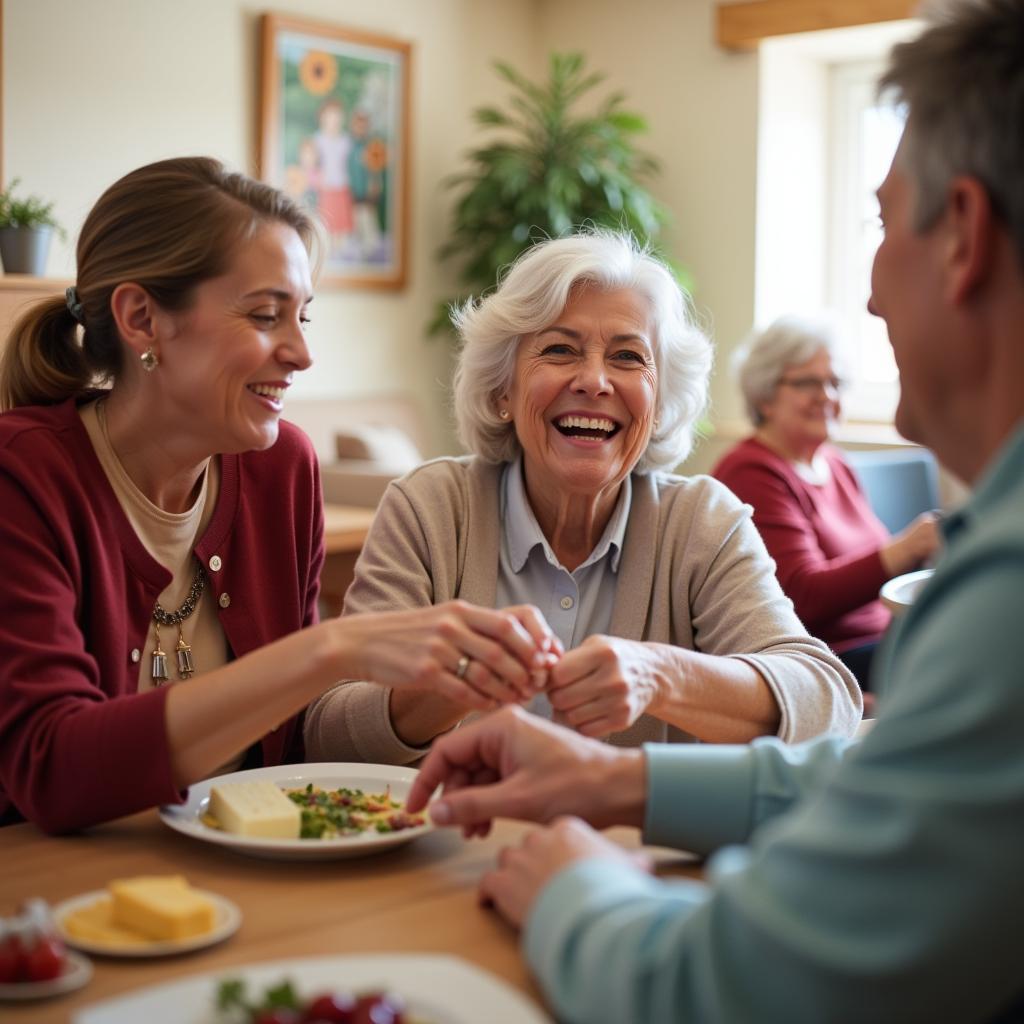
left=451, top=231, right=712, bottom=473
left=732, top=313, right=851, bottom=426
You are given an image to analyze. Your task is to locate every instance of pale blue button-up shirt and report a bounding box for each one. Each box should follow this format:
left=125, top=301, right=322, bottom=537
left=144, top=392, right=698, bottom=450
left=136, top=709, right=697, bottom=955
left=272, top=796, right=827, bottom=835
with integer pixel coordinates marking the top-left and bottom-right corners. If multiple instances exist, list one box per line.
left=495, top=457, right=630, bottom=719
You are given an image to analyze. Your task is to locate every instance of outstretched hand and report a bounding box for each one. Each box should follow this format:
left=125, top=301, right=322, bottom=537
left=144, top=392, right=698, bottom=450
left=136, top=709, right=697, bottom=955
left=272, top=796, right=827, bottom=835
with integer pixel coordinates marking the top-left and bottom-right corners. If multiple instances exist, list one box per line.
left=340, top=600, right=560, bottom=710
left=406, top=706, right=647, bottom=837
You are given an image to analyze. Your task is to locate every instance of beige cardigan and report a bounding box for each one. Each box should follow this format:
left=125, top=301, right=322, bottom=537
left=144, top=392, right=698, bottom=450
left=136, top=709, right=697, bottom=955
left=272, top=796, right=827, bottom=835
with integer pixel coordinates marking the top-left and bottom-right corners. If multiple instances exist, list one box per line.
left=305, top=457, right=862, bottom=764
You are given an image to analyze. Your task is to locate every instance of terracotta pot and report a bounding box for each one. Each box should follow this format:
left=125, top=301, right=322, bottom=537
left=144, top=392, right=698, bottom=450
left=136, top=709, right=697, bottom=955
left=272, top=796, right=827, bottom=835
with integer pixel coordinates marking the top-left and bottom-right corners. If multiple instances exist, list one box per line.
left=0, top=225, right=53, bottom=275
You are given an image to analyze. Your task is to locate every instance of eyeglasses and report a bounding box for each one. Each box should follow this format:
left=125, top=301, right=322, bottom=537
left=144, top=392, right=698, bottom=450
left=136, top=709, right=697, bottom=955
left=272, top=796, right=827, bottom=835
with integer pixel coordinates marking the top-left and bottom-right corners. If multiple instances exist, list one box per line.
left=777, top=376, right=847, bottom=396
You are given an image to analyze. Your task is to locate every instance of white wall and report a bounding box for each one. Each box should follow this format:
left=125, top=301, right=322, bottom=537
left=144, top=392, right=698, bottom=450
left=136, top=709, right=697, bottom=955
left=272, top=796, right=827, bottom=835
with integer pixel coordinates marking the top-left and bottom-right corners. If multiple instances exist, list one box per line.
left=5, top=0, right=767, bottom=466
left=3, top=0, right=542, bottom=455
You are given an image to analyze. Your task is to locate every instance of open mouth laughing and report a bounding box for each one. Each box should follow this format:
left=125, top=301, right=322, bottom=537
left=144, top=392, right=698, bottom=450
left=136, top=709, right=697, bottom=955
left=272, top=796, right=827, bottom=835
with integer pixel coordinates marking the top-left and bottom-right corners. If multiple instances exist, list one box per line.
left=554, top=414, right=621, bottom=441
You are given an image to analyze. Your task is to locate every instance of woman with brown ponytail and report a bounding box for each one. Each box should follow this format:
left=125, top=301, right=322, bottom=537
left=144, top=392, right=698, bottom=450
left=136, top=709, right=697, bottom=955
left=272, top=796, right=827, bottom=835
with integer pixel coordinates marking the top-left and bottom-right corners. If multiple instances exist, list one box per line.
left=0, top=157, right=557, bottom=834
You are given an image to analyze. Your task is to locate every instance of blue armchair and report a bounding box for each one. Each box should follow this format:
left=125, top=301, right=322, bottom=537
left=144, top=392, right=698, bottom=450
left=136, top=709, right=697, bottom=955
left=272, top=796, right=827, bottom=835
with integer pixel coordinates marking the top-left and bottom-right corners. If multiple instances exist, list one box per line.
left=846, top=447, right=940, bottom=534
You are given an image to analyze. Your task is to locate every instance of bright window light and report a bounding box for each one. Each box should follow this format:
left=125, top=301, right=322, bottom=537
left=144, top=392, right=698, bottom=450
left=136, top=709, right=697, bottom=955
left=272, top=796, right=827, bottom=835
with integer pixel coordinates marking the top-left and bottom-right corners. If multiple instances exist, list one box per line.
left=756, top=21, right=919, bottom=427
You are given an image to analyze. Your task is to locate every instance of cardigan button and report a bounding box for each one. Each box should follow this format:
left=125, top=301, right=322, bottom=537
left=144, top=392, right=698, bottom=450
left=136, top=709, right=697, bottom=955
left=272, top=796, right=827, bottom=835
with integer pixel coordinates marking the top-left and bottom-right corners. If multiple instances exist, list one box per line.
left=209, top=555, right=223, bottom=572
left=219, top=592, right=231, bottom=609
left=130, top=648, right=141, bottom=663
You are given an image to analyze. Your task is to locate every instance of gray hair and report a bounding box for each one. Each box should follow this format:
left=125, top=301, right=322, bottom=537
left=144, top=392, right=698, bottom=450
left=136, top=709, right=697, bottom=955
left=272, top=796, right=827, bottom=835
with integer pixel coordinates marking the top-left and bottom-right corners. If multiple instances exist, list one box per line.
left=733, top=314, right=848, bottom=427
left=451, top=231, right=712, bottom=473
left=880, top=0, right=1024, bottom=267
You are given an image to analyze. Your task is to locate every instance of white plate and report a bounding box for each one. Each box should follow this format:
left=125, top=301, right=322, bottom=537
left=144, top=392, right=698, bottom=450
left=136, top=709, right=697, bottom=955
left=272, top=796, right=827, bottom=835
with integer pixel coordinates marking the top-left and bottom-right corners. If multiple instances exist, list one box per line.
left=73, top=953, right=551, bottom=1023
left=0, top=949, right=93, bottom=1002
left=880, top=568, right=934, bottom=615
left=53, top=889, right=240, bottom=958
left=159, top=763, right=433, bottom=861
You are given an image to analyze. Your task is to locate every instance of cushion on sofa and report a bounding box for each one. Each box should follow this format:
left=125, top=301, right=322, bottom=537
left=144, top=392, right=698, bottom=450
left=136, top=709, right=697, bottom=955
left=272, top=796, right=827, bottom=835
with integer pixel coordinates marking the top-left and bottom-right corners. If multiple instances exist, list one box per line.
left=334, top=424, right=422, bottom=469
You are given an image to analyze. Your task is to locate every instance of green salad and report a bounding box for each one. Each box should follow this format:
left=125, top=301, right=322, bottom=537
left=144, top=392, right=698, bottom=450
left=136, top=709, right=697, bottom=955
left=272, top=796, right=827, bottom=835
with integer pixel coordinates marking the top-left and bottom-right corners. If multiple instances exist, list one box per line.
left=285, top=784, right=426, bottom=839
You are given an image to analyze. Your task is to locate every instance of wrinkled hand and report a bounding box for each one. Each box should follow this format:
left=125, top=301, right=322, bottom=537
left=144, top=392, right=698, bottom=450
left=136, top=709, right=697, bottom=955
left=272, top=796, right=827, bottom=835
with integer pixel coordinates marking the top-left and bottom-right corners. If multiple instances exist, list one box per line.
left=546, top=635, right=664, bottom=737
left=406, top=705, right=645, bottom=837
left=341, top=601, right=559, bottom=710
left=480, top=817, right=652, bottom=929
left=881, top=511, right=942, bottom=577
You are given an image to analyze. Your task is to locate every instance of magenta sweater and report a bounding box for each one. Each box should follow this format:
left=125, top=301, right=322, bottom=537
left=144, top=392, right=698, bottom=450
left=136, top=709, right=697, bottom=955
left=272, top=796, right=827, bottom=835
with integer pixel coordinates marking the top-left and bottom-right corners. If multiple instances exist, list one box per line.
left=0, top=398, right=324, bottom=832
left=712, top=437, right=890, bottom=653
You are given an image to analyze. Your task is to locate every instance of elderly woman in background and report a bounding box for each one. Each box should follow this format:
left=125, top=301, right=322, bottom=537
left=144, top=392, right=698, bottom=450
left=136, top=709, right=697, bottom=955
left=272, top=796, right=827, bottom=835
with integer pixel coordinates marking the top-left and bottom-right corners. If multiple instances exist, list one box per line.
left=713, top=315, right=940, bottom=689
left=305, top=234, right=860, bottom=763
left=0, top=157, right=556, bottom=834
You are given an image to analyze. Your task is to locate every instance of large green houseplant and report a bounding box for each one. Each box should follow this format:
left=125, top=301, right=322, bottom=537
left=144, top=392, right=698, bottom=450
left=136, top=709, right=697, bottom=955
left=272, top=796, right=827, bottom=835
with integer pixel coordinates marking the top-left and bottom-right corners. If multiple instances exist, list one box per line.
left=0, top=179, right=63, bottom=276
left=430, top=52, right=672, bottom=334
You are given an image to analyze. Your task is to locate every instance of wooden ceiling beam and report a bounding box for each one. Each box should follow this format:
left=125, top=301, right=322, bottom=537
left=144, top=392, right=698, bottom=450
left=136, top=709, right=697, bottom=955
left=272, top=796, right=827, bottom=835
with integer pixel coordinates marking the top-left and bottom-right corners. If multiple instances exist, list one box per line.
left=717, top=0, right=919, bottom=51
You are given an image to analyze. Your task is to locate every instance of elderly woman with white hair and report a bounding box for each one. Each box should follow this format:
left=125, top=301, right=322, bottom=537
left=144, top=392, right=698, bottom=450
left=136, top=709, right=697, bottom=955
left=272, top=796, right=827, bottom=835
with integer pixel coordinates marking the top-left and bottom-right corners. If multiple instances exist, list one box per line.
left=713, top=315, right=940, bottom=689
left=305, top=235, right=861, bottom=763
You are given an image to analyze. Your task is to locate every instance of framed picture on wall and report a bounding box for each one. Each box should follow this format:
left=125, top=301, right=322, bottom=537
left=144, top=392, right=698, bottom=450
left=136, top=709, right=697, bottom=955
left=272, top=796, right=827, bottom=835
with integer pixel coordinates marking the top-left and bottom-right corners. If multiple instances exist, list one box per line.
left=260, top=13, right=411, bottom=289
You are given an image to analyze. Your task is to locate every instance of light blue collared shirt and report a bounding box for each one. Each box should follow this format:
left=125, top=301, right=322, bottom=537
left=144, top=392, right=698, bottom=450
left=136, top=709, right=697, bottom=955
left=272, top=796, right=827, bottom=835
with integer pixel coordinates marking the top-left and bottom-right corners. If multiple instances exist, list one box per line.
left=495, top=457, right=631, bottom=719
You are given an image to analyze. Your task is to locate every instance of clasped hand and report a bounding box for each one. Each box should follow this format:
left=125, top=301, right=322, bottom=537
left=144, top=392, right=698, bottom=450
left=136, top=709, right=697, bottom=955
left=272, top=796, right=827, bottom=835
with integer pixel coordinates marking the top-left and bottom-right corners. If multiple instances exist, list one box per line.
left=356, top=599, right=664, bottom=735
left=544, top=634, right=665, bottom=737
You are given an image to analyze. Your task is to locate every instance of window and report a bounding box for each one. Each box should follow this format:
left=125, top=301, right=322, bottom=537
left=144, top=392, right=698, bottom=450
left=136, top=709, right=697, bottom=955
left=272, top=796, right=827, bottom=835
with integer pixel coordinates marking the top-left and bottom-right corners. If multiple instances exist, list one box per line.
left=827, top=59, right=904, bottom=420
left=756, top=21, right=919, bottom=428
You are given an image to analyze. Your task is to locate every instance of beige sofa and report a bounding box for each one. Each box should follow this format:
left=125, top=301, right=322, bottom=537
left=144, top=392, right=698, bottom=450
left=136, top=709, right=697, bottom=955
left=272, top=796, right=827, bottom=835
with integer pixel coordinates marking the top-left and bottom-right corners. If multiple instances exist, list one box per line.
left=284, top=393, right=428, bottom=507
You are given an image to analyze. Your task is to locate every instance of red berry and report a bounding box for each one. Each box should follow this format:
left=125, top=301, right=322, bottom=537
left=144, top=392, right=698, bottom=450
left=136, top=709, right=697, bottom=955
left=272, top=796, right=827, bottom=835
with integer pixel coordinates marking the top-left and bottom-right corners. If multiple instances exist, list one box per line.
left=0, top=935, right=22, bottom=984
left=23, top=935, right=65, bottom=982
left=352, top=992, right=406, bottom=1024
left=303, top=991, right=357, bottom=1022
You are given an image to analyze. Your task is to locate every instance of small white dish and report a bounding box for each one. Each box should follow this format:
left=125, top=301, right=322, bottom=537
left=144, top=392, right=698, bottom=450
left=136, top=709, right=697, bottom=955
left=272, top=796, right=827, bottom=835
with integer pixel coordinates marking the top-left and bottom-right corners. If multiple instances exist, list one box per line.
left=0, top=949, right=93, bottom=1002
left=880, top=568, right=934, bottom=615
left=159, top=762, right=432, bottom=861
left=53, top=889, right=240, bottom=958
left=73, top=953, right=551, bottom=1023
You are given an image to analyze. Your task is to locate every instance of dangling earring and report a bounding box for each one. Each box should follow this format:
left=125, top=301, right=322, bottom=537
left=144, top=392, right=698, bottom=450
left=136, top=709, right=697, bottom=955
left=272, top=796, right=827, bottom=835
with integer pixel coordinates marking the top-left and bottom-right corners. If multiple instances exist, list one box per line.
left=140, top=347, right=159, bottom=372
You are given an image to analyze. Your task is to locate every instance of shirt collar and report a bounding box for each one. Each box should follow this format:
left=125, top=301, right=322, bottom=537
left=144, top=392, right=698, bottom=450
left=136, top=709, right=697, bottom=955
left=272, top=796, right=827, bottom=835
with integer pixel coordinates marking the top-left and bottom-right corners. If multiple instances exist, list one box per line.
left=939, top=419, right=1024, bottom=544
left=502, top=456, right=631, bottom=573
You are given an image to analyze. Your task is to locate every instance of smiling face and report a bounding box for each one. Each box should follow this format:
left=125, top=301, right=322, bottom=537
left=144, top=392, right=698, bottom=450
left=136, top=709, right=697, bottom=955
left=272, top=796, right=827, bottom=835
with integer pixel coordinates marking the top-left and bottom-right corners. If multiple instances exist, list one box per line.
left=502, top=285, right=658, bottom=513
left=157, top=221, right=314, bottom=456
left=758, top=347, right=842, bottom=458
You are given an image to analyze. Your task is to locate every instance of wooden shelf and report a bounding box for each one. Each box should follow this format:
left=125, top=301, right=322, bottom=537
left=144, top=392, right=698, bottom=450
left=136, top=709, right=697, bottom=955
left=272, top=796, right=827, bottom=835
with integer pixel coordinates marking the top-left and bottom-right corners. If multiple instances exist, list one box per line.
left=0, top=276, right=75, bottom=354
left=0, top=274, right=73, bottom=292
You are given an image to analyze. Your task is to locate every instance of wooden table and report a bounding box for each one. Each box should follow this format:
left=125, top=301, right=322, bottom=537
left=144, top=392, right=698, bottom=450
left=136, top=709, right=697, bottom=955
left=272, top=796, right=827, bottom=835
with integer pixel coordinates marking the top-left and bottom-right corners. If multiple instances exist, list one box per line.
left=0, top=812, right=700, bottom=1020
left=319, top=504, right=377, bottom=617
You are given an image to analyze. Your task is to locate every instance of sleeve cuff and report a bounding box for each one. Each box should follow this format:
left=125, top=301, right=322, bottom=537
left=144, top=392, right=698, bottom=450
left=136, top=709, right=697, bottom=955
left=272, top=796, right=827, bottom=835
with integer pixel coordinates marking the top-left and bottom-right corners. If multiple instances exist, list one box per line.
left=643, top=742, right=756, bottom=855
left=524, top=859, right=662, bottom=983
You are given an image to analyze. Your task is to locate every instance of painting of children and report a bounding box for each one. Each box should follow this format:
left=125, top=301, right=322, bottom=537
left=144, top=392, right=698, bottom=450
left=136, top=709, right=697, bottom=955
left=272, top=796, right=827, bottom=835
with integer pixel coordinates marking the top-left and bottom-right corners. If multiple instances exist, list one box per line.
left=261, top=15, right=409, bottom=287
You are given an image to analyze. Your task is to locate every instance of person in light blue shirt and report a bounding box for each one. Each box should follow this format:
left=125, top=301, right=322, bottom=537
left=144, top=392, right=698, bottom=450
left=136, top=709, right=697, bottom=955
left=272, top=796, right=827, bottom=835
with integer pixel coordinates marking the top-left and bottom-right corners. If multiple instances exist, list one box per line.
left=406, top=1, right=1024, bottom=1020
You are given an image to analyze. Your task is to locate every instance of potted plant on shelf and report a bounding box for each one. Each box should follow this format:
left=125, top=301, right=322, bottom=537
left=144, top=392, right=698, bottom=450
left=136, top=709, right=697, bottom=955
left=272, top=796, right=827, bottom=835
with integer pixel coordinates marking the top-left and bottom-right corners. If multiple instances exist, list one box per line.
left=0, top=179, right=64, bottom=276
left=430, top=51, right=681, bottom=334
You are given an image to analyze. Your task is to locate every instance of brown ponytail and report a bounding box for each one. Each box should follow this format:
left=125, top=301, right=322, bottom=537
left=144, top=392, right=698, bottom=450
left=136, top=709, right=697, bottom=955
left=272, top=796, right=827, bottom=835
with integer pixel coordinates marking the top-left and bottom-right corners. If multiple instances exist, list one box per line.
left=0, top=156, right=317, bottom=411
left=0, top=296, right=98, bottom=410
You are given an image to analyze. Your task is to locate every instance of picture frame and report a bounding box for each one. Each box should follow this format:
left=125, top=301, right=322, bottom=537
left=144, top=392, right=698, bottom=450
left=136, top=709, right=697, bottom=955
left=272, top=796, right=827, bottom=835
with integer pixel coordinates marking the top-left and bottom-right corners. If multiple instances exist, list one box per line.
left=259, top=13, right=411, bottom=289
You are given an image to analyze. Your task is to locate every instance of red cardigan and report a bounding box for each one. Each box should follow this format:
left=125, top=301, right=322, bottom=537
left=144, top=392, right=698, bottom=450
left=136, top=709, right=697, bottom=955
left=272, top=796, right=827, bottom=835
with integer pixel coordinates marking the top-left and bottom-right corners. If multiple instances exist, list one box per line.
left=712, top=437, right=890, bottom=653
left=0, top=398, right=324, bottom=833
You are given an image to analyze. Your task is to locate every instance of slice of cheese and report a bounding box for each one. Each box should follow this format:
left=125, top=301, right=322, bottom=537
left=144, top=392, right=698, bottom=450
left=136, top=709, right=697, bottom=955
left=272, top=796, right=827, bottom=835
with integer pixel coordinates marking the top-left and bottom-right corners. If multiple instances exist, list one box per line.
left=109, top=875, right=216, bottom=942
left=62, top=897, right=151, bottom=947
left=208, top=780, right=301, bottom=838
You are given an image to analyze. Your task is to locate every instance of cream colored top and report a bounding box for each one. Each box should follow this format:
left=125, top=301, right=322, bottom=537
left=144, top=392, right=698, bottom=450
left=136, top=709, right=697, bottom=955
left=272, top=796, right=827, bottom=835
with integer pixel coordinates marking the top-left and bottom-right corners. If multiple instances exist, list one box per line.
left=304, top=457, right=861, bottom=765
left=80, top=400, right=243, bottom=774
